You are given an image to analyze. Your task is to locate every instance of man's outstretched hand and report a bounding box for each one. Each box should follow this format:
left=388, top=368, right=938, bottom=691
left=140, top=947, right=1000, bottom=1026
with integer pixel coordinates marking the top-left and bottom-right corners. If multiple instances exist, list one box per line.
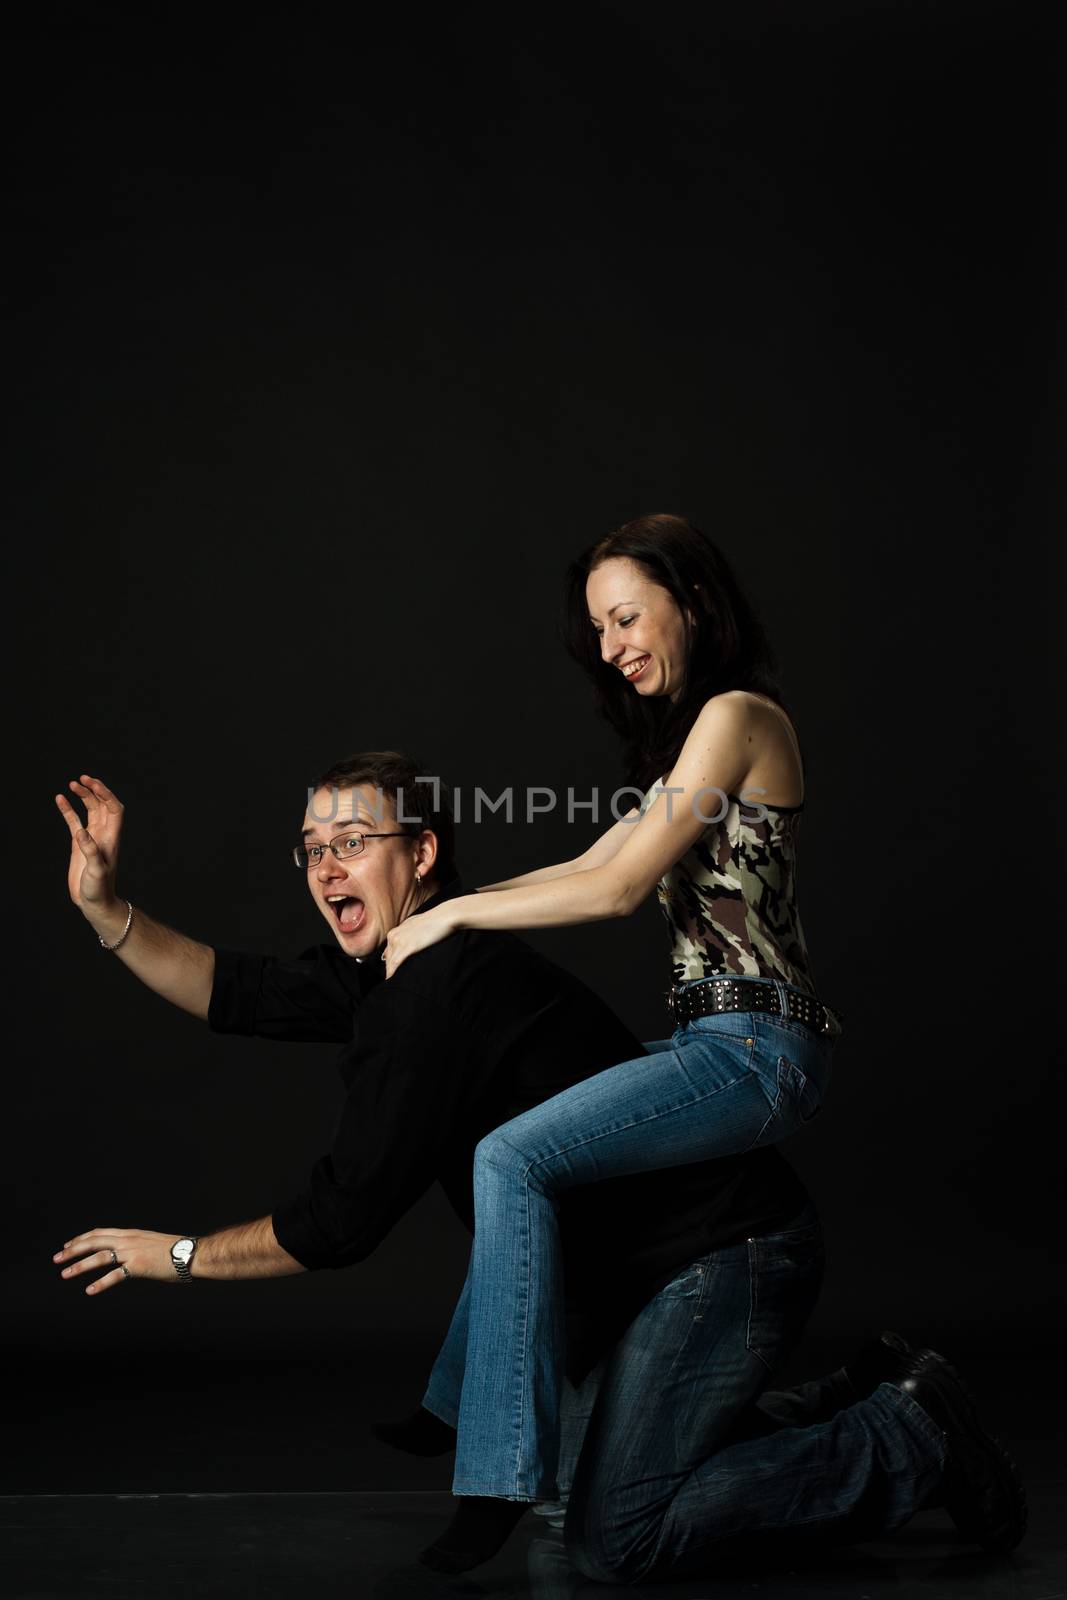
left=54, top=1218, right=305, bottom=1290
left=54, top=1228, right=182, bottom=1295
left=55, top=774, right=125, bottom=920
left=54, top=772, right=216, bottom=1014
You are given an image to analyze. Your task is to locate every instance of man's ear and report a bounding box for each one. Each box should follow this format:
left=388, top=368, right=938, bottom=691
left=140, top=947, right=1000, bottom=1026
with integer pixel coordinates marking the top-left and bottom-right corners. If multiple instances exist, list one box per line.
left=415, top=828, right=439, bottom=878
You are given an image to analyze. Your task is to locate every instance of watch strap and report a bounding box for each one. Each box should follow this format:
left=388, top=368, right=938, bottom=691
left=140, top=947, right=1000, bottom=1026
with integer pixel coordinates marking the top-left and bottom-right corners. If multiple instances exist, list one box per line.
left=170, top=1237, right=199, bottom=1283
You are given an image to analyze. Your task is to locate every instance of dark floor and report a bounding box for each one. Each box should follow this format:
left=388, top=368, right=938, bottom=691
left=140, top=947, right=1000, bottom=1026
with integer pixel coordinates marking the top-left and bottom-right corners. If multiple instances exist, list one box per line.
left=5, top=1347, right=1062, bottom=1598
left=8, top=1340, right=1059, bottom=1497
left=1, top=1480, right=1063, bottom=1600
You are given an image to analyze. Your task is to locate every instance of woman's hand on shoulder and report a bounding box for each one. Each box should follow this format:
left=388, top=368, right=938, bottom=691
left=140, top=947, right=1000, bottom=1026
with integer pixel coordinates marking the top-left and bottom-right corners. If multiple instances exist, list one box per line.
left=382, top=904, right=458, bottom=978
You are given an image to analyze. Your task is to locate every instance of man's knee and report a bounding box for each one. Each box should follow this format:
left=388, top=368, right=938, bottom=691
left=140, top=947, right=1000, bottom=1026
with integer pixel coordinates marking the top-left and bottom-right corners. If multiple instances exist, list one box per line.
left=563, top=1497, right=653, bottom=1585
left=564, top=1522, right=628, bottom=1584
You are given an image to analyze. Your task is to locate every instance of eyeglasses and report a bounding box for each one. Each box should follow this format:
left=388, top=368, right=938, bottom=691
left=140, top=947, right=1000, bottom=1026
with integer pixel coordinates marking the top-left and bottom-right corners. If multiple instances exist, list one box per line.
left=292, top=831, right=412, bottom=869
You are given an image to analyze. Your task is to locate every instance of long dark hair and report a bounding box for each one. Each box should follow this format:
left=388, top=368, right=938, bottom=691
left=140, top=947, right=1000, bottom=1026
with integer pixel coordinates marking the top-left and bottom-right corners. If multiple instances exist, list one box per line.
left=560, top=514, right=790, bottom=793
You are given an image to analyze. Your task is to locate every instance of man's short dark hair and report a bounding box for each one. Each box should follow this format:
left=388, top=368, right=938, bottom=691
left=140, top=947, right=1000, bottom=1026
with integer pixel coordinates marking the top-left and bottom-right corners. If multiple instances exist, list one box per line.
left=309, top=750, right=456, bottom=884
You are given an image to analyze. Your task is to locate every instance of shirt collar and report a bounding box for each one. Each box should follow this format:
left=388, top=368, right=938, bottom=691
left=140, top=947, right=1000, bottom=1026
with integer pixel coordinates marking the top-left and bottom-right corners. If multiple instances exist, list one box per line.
left=356, top=875, right=464, bottom=963
left=411, top=874, right=464, bottom=916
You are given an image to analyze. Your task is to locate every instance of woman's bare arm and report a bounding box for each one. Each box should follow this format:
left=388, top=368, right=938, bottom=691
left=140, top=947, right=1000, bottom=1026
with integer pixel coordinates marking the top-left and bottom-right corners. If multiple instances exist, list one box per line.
left=383, top=694, right=763, bottom=974
left=477, top=809, right=642, bottom=891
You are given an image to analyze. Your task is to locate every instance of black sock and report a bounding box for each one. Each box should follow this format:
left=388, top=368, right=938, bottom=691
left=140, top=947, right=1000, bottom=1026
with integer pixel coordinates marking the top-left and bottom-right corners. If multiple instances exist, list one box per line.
left=370, top=1406, right=456, bottom=1457
left=418, top=1496, right=529, bottom=1573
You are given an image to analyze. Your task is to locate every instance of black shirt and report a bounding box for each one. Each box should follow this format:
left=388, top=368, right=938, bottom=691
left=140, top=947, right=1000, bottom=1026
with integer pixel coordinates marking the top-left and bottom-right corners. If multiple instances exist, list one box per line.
left=208, top=878, right=812, bottom=1361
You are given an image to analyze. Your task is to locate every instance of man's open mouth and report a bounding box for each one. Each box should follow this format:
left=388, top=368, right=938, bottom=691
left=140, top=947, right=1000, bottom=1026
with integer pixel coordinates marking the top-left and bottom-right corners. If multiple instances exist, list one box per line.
left=326, top=895, right=366, bottom=934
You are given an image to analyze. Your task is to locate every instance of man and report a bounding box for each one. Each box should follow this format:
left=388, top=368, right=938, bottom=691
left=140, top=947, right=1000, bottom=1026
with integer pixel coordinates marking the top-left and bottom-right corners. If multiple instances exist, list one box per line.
left=53, top=753, right=1025, bottom=1579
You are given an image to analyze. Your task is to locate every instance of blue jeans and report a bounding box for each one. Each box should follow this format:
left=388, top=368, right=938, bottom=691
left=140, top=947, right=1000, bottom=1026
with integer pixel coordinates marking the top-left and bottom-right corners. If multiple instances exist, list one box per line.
left=539, top=1210, right=945, bottom=1584
left=423, top=977, right=836, bottom=1500
left=427, top=1207, right=947, bottom=1582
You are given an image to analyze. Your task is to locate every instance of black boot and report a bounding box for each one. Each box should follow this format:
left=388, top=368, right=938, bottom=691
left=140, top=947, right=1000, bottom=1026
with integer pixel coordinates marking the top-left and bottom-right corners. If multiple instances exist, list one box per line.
left=843, top=1329, right=928, bottom=1396
left=892, top=1351, right=1027, bottom=1552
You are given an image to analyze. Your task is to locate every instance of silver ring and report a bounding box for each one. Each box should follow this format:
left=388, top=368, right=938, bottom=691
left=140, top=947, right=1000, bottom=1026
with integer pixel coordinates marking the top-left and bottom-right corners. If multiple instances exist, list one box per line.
left=120, top=1264, right=131, bottom=1281
left=108, top=1248, right=118, bottom=1266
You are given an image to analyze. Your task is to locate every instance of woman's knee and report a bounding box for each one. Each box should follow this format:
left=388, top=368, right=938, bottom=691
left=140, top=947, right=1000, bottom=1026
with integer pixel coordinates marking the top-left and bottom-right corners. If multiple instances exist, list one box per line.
left=473, top=1108, right=574, bottom=1200
left=473, top=1125, right=532, bottom=1182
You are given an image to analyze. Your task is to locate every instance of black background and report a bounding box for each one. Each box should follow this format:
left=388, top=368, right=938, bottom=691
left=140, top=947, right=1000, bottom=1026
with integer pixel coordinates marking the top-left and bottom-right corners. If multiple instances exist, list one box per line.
left=8, top=2, right=1063, bottom=1491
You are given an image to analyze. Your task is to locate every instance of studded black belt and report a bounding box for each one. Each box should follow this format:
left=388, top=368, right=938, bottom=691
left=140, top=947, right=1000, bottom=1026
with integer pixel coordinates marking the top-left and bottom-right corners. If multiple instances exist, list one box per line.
left=667, top=976, right=843, bottom=1037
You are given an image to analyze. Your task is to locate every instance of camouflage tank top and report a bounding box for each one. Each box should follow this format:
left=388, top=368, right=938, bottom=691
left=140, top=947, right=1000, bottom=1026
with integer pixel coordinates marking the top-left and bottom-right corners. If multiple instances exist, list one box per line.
left=645, top=779, right=818, bottom=997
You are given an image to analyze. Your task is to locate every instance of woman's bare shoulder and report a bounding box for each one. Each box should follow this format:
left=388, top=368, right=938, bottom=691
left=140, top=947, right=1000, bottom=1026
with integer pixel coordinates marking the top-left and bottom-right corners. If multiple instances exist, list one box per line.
left=694, top=689, right=780, bottom=729
left=707, top=689, right=796, bottom=732
left=708, top=692, right=803, bottom=800
left=680, top=692, right=756, bottom=749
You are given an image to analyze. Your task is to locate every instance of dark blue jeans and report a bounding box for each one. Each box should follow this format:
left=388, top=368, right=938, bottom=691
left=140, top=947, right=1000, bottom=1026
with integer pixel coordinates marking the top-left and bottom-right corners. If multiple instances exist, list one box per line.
left=553, top=1205, right=947, bottom=1583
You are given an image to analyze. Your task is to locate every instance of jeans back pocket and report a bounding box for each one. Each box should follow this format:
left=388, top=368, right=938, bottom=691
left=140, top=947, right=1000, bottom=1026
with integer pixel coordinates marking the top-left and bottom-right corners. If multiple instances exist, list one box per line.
left=746, top=1225, right=825, bottom=1367
left=747, top=1049, right=827, bottom=1150
left=777, top=1053, right=824, bottom=1126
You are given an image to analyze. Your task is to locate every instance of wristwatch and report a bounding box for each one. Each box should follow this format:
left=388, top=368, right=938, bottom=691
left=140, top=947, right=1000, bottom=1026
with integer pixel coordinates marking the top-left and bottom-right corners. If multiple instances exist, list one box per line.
left=170, top=1237, right=199, bottom=1283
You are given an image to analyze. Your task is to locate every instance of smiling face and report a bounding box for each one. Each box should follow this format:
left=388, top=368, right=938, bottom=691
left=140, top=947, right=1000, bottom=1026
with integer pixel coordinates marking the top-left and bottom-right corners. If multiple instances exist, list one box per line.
left=301, top=783, right=437, bottom=959
left=586, top=556, right=694, bottom=700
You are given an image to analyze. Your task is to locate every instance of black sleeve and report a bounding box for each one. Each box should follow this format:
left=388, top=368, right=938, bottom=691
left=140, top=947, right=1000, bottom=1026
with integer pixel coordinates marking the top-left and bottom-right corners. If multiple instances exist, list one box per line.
left=207, top=945, right=368, bottom=1043
left=271, top=983, right=463, bottom=1269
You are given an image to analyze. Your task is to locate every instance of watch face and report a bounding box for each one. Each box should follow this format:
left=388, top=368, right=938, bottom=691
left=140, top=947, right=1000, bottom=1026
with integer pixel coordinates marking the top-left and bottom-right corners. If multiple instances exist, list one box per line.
left=173, top=1239, right=195, bottom=1264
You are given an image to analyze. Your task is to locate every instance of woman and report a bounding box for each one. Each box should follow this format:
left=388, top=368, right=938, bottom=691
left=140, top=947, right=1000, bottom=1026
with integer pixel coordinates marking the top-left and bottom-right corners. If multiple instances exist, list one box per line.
left=383, top=513, right=844, bottom=1568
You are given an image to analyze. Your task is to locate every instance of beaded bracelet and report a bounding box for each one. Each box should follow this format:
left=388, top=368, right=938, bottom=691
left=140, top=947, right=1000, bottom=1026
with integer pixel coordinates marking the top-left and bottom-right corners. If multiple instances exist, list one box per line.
left=99, top=900, right=134, bottom=952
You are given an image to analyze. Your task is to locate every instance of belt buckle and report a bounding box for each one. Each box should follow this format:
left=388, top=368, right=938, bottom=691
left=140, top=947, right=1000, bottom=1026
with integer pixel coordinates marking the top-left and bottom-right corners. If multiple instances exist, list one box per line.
left=666, top=988, right=679, bottom=1021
